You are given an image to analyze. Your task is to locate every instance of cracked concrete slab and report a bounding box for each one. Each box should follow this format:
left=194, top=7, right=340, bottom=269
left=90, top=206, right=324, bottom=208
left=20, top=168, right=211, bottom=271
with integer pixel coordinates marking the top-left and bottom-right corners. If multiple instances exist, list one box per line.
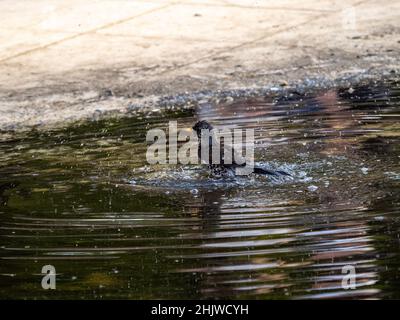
left=0, top=0, right=399, bottom=131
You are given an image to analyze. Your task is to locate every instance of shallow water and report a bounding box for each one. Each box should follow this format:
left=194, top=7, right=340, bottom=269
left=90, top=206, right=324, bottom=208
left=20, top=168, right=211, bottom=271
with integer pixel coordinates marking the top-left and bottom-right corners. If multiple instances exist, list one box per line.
left=0, top=79, right=399, bottom=299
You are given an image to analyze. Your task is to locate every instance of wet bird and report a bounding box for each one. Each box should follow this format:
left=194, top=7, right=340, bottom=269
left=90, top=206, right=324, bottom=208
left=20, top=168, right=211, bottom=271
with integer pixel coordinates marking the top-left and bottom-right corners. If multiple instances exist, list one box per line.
left=192, top=120, right=290, bottom=177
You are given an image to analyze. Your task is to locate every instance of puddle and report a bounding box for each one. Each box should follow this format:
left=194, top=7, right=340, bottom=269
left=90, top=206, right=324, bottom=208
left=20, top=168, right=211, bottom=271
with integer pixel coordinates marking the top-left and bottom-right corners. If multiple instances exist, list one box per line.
left=0, top=79, right=399, bottom=299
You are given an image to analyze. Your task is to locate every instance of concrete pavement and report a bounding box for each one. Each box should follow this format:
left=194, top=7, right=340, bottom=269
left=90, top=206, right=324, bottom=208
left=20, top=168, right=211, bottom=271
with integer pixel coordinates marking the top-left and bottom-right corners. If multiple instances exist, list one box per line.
left=0, top=0, right=399, bottom=130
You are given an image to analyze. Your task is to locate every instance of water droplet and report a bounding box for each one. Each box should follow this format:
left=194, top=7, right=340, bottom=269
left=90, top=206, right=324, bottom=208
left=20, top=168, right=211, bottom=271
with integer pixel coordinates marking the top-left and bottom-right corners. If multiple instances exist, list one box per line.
left=308, top=185, right=318, bottom=192
left=361, top=167, right=369, bottom=175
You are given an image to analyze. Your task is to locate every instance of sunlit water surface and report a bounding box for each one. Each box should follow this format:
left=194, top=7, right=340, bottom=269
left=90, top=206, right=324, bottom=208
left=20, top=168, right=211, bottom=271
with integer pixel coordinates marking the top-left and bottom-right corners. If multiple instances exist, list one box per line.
left=0, top=79, right=399, bottom=299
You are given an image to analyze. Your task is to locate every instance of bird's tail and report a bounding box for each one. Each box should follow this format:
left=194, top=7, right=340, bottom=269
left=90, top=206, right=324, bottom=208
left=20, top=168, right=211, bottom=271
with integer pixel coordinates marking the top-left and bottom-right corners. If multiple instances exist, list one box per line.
left=253, top=167, right=291, bottom=176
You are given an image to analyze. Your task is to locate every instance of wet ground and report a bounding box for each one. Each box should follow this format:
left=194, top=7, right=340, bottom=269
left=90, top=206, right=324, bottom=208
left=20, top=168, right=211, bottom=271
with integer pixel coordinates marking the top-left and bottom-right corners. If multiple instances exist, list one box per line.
left=0, top=78, right=399, bottom=299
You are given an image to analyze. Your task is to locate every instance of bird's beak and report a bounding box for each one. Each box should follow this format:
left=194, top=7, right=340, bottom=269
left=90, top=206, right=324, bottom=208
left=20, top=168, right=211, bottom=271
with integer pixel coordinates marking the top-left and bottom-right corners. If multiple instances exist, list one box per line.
left=180, top=127, right=193, bottom=134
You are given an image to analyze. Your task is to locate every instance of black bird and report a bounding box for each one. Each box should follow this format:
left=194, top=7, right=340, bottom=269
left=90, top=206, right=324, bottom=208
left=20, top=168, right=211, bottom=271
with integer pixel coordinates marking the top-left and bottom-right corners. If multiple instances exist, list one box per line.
left=192, top=120, right=290, bottom=177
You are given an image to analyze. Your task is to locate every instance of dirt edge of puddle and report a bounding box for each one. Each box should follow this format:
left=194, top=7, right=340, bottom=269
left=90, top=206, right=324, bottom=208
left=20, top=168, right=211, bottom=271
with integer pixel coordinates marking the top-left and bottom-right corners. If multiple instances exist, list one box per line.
left=0, top=68, right=399, bottom=134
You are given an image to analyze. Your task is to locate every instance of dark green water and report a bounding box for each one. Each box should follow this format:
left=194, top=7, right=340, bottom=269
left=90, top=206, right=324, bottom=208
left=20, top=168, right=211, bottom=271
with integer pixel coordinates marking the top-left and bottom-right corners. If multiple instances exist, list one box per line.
left=0, top=79, right=399, bottom=299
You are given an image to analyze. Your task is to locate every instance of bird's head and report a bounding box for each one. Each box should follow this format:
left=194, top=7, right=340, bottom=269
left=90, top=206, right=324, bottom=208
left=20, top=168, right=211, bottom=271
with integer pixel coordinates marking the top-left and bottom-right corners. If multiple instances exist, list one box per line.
left=192, top=120, right=213, bottom=138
